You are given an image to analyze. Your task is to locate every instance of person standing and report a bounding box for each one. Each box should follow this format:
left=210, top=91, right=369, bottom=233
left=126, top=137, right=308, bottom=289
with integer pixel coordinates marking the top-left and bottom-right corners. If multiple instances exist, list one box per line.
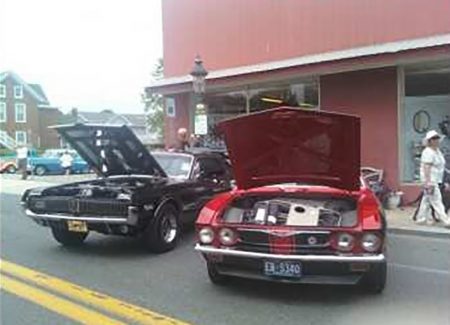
left=415, top=130, right=450, bottom=227
left=59, top=150, right=74, bottom=175
left=16, top=145, right=28, bottom=180
left=173, top=128, right=190, bottom=151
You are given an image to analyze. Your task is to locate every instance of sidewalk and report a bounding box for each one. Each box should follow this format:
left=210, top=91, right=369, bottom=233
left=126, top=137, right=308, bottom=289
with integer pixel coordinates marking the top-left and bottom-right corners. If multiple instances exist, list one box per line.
left=385, top=206, right=450, bottom=238
left=1, top=174, right=449, bottom=238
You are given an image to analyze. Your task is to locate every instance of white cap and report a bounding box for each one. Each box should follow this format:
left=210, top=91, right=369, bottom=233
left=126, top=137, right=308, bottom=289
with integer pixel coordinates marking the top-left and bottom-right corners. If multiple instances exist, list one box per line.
left=422, top=130, right=442, bottom=146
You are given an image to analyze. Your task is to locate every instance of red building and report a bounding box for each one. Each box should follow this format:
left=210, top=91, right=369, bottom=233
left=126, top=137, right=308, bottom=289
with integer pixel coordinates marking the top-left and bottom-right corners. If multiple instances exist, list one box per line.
left=146, top=0, right=450, bottom=201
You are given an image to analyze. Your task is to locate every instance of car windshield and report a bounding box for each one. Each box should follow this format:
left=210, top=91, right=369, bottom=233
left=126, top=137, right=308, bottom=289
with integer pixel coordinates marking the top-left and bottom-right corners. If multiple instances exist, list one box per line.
left=152, top=153, right=193, bottom=179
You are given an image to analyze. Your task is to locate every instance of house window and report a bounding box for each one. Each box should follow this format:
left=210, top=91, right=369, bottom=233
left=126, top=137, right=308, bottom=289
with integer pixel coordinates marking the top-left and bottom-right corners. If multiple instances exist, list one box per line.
left=15, top=131, right=27, bottom=145
left=14, top=85, right=23, bottom=99
left=0, top=102, right=6, bottom=122
left=15, top=103, right=26, bottom=122
left=0, top=84, right=5, bottom=98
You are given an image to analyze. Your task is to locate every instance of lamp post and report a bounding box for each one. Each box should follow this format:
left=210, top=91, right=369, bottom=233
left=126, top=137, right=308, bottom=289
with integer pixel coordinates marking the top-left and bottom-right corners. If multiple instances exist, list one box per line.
left=190, top=55, right=208, bottom=135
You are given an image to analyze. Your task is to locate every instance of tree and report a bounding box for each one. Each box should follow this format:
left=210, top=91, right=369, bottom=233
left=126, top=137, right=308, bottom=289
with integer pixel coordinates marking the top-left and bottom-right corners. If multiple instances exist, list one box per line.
left=143, top=58, right=165, bottom=140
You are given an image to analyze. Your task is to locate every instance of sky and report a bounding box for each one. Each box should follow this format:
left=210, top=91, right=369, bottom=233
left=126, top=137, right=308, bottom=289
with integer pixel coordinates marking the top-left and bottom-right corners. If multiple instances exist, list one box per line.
left=0, top=0, right=163, bottom=114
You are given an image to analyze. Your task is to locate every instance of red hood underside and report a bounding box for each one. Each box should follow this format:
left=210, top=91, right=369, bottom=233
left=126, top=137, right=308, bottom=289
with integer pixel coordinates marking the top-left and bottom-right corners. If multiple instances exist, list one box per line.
left=218, top=107, right=361, bottom=191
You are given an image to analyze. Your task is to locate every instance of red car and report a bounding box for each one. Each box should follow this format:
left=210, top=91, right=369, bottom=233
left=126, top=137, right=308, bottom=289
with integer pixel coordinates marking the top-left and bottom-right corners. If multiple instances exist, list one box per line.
left=0, top=159, right=17, bottom=174
left=195, top=107, right=387, bottom=293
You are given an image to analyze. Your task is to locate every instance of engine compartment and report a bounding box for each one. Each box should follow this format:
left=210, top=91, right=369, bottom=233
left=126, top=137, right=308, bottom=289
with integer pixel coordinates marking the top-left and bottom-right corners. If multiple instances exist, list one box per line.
left=221, top=195, right=358, bottom=227
left=41, top=177, right=158, bottom=200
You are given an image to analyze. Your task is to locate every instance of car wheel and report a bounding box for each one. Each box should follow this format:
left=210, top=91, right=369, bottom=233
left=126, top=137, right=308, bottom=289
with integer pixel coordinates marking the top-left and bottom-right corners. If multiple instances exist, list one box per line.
left=34, top=165, right=47, bottom=176
left=361, top=261, right=387, bottom=294
left=207, top=262, right=228, bottom=285
left=6, top=165, right=17, bottom=174
left=143, top=203, right=180, bottom=253
left=51, top=225, right=88, bottom=246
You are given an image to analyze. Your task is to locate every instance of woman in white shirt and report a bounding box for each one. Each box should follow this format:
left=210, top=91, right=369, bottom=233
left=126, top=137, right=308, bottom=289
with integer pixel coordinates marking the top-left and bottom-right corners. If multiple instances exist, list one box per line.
left=415, top=130, right=450, bottom=227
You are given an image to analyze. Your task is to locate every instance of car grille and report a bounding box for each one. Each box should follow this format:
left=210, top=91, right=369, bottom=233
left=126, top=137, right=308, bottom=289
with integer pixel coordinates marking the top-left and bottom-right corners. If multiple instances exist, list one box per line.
left=236, top=229, right=333, bottom=255
left=29, top=196, right=129, bottom=216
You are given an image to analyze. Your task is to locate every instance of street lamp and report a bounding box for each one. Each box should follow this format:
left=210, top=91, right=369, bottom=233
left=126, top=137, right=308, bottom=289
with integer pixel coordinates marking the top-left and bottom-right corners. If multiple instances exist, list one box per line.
left=190, top=55, right=208, bottom=95
left=190, top=55, right=209, bottom=135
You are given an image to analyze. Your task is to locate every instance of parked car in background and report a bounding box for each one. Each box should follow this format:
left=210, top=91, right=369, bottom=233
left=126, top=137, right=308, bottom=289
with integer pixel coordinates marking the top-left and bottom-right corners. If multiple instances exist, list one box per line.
left=21, top=124, right=232, bottom=253
left=27, top=149, right=90, bottom=176
left=0, top=157, right=17, bottom=174
left=195, top=107, right=387, bottom=293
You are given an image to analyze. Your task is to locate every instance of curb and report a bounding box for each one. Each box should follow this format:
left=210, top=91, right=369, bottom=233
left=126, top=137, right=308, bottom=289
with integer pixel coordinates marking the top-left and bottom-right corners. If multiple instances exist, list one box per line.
left=388, top=227, right=450, bottom=239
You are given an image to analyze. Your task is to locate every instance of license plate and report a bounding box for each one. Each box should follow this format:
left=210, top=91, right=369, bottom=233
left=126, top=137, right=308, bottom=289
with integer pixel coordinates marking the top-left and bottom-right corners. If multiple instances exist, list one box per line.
left=264, top=260, right=302, bottom=278
left=67, top=220, right=88, bottom=233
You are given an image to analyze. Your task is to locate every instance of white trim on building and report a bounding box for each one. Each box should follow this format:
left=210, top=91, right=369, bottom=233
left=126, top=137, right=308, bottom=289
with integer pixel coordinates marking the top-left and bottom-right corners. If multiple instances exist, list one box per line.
left=0, top=102, right=6, bottom=122
left=0, top=84, right=6, bottom=98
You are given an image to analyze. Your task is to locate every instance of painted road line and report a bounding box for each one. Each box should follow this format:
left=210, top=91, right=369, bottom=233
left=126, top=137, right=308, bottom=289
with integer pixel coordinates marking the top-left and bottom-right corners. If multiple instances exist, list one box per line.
left=0, top=259, right=190, bottom=325
left=0, top=275, right=125, bottom=325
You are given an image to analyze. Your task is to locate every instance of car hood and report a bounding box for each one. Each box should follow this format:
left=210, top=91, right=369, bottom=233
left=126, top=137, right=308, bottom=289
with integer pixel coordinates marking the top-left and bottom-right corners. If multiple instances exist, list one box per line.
left=217, top=107, right=360, bottom=191
left=55, top=124, right=167, bottom=178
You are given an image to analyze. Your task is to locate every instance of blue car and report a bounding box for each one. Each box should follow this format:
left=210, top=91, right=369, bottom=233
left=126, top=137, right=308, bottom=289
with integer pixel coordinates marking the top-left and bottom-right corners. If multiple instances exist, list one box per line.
left=28, top=149, right=90, bottom=176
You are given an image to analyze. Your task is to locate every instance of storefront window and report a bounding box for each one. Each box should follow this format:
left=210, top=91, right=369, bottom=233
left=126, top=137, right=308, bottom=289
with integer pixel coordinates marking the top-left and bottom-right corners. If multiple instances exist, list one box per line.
left=193, top=79, right=319, bottom=150
left=401, top=63, right=450, bottom=182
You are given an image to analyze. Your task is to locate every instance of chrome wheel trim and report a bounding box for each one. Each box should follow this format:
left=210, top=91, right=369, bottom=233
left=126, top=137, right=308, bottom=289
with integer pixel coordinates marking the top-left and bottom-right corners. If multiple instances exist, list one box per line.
left=161, top=213, right=177, bottom=243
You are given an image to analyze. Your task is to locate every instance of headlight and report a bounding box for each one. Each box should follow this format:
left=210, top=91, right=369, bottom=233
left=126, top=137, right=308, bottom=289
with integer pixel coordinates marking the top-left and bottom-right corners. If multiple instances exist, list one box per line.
left=218, top=227, right=237, bottom=246
left=336, top=233, right=355, bottom=252
left=361, top=233, right=381, bottom=252
left=199, top=227, right=214, bottom=244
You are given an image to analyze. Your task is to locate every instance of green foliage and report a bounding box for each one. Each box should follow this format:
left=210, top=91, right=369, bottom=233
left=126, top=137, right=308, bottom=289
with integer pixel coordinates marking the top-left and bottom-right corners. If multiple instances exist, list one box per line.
left=143, top=58, right=165, bottom=139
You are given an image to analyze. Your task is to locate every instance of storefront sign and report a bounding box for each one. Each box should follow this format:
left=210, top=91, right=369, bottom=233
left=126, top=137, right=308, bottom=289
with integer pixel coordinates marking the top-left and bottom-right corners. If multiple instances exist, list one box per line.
left=195, top=114, right=208, bottom=135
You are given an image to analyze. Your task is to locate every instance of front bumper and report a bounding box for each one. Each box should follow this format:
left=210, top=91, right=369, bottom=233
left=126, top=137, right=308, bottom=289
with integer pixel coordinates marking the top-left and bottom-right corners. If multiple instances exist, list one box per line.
left=25, top=209, right=132, bottom=225
left=196, top=244, right=386, bottom=285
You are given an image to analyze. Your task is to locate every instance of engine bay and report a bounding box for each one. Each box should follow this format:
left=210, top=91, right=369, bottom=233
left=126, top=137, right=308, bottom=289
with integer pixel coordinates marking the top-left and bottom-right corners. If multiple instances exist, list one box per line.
left=221, top=195, right=358, bottom=227
left=41, top=177, right=155, bottom=200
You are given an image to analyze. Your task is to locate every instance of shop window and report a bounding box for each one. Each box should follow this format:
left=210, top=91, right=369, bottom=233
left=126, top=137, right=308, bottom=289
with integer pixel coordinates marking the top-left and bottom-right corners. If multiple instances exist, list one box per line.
left=401, top=63, right=450, bottom=182
left=165, top=97, right=176, bottom=117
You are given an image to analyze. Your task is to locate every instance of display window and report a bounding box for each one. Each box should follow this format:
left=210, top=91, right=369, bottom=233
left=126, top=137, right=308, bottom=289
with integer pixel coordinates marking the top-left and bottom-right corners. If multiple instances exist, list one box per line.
left=401, top=62, right=450, bottom=182
left=192, top=79, right=319, bottom=150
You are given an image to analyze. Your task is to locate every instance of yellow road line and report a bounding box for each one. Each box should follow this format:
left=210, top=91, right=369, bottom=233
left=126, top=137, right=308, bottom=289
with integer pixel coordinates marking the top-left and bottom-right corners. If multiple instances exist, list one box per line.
left=0, top=275, right=125, bottom=325
left=0, top=259, right=190, bottom=325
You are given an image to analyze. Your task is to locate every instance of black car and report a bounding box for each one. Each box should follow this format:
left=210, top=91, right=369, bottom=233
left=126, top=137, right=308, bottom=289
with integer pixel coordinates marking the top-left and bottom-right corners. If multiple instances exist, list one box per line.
left=21, top=124, right=232, bottom=253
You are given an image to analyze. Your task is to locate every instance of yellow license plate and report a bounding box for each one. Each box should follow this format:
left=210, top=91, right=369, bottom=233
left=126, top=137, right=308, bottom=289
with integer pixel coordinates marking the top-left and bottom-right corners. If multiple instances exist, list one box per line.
left=67, top=220, right=88, bottom=232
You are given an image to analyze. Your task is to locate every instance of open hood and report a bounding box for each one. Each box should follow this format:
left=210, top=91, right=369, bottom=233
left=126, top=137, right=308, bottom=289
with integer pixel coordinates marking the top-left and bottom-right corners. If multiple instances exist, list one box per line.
left=55, top=124, right=167, bottom=178
left=218, top=107, right=360, bottom=191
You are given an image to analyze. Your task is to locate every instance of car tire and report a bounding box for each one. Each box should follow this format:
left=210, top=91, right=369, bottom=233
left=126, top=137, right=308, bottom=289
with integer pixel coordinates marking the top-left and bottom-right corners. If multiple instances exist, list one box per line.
left=34, top=165, right=47, bottom=176
left=51, top=225, right=88, bottom=246
left=6, top=165, right=17, bottom=174
left=361, top=261, right=387, bottom=294
left=207, top=262, right=228, bottom=285
left=143, top=203, right=180, bottom=253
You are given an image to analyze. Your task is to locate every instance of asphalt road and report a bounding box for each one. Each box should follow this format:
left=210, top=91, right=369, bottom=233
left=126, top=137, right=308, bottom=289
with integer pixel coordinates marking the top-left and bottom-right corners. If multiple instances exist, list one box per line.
left=1, top=191, right=449, bottom=325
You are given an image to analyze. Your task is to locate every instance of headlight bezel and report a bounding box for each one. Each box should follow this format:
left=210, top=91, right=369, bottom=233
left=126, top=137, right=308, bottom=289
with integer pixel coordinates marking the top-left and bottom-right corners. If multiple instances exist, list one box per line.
left=218, top=227, right=238, bottom=246
left=361, top=232, right=382, bottom=253
left=336, top=232, right=355, bottom=252
left=198, top=227, right=215, bottom=245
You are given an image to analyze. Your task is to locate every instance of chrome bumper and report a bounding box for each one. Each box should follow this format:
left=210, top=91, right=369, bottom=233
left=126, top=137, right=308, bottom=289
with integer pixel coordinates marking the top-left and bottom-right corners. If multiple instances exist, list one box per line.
left=195, top=244, right=385, bottom=262
left=25, top=209, right=129, bottom=224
